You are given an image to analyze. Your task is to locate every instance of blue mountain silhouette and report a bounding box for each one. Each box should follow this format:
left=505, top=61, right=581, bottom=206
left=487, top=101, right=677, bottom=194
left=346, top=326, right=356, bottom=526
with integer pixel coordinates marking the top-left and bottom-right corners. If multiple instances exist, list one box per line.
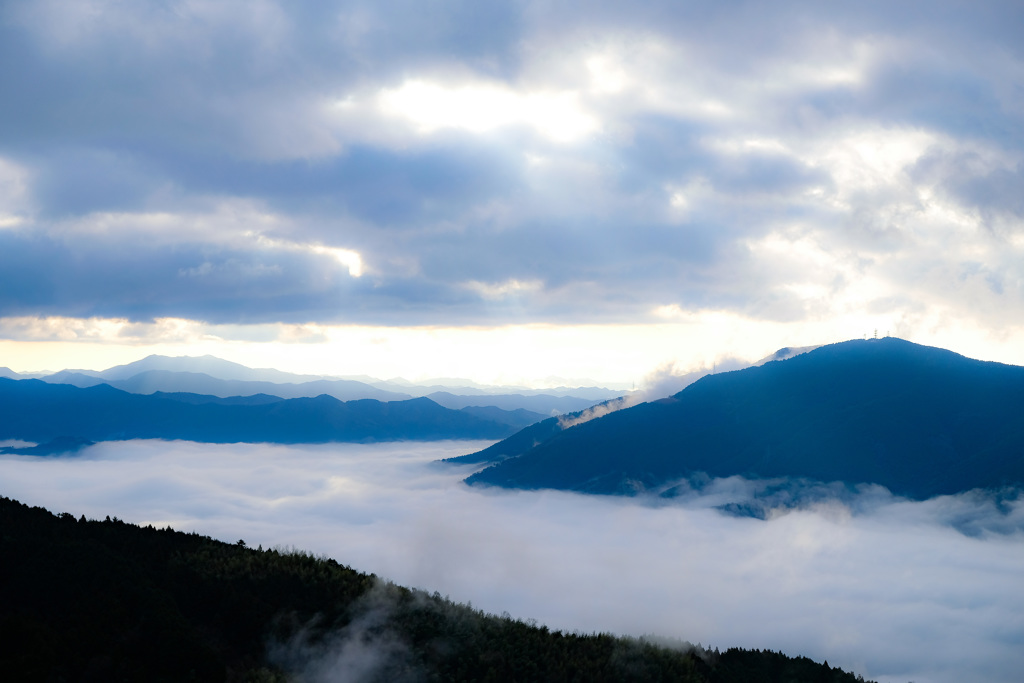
left=466, top=338, right=1024, bottom=499
left=0, top=380, right=518, bottom=444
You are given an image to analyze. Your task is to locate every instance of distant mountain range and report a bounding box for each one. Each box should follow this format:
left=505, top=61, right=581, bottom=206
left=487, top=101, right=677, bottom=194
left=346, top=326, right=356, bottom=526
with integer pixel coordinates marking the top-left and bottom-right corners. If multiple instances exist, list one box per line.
left=45, top=369, right=414, bottom=402
left=463, top=338, right=1024, bottom=499
left=15, top=354, right=618, bottom=417
left=0, top=354, right=646, bottom=450
left=0, top=379, right=526, bottom=445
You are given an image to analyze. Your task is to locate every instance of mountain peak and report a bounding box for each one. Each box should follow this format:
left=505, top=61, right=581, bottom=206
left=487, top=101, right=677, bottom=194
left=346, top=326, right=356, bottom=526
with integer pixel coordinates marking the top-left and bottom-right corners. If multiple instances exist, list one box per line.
left=467, top=339, right=1024, bottom=499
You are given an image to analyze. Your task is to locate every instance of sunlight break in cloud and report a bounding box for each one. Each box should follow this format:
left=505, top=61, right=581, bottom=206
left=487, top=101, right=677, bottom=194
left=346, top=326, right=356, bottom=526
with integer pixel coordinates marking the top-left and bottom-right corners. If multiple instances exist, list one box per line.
left=378, top=80, right=599, bottom=142
left=51, top=204, right=365, bottom=278
left=252, top=233, right=364, bottom=278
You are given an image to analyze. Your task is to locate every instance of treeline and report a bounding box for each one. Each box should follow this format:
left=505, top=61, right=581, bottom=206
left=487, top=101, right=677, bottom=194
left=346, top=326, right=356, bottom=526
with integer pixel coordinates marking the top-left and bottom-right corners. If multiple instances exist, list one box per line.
left=0, top=496, right=872, bottom=682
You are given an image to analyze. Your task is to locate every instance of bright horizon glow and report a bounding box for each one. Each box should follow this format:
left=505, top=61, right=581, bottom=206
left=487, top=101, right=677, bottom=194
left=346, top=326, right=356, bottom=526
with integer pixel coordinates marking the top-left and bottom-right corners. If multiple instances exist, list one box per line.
left=3, top=312, right=1024, bottom=389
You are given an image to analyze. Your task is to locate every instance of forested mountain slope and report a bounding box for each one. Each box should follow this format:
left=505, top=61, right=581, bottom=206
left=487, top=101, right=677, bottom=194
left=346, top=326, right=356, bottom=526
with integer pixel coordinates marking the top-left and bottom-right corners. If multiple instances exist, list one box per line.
left=466, top=338, right=1024, bottom=499
left=0, top=496, right=871, bottom=682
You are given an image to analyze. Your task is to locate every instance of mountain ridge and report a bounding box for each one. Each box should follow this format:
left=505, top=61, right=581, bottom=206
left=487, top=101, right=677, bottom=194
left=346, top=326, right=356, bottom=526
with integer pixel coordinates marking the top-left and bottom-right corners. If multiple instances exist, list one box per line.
left=465, top=338, right=1024, bottom=499
left=36, top=356, right=615, bottom=415
left=0, top=378, right=519, bottom=444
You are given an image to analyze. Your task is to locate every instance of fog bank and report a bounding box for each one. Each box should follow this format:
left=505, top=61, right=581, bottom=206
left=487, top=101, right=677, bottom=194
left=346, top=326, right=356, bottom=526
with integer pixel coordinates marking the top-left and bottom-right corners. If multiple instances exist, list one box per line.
left=1, top=440, right=1021, bottom=683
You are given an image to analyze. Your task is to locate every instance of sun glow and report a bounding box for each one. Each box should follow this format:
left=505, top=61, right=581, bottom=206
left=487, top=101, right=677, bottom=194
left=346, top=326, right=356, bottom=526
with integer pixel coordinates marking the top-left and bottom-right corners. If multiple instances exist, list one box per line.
left=6, top=310, right=1024, bottom=390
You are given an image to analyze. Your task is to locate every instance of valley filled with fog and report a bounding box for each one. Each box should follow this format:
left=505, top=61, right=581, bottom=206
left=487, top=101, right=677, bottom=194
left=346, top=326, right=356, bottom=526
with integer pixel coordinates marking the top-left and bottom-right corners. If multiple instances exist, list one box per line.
left=2, top=439, right=1022, bottom=683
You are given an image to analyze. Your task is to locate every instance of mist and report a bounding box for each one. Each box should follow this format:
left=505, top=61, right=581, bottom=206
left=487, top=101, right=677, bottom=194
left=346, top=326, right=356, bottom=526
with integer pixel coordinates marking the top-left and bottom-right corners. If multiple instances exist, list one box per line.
left=1, top=440, right=1021, bottom=683
left=559, top=357, right=750, bottom=428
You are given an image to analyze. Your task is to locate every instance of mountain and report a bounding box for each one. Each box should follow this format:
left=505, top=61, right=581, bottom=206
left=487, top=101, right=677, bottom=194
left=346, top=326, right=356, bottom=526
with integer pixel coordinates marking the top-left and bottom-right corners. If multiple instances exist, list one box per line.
left=108, top=370, right=411, bottom=402
left=41, top=370, right=592, bottom=415
left=0, top=367, right=22, bottom=379
left=39, top=356, right=612, bottom=415
left=36, top=370, right=108, bottom=387
left=458, top=405, right=548, bottom=429
left=150, top=391, right=286, bottom=406
left=43, top=367, right=411, bottom=402
left=465, top=338, right=1024, bottom=499
left=426, top=390, right=601, bottom=415
left=372, top=376, right=625, bottom=400
left=750, top=345, right=820, bottom=366
left=69, top=353, right=329, bottom=383
left=449, top=415, right=566, bottom=465
left=0, top=379, right=518, bottom=444
left=0, top=496, right=870, bottom=682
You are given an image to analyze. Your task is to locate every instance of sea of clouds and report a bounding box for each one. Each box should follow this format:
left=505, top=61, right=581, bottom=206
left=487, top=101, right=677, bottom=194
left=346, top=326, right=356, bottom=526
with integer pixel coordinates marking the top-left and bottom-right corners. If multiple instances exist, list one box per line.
left=2, top=439, right=1022, bottom=683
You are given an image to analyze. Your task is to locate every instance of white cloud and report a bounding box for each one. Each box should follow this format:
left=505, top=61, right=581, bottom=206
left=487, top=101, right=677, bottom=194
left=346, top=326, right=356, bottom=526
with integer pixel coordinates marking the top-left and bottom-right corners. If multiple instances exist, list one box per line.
left=0, top=440, right=1022, bottom=683
left=252, top=234, right=364, bottom=278
left=557, top=36, right=741, bottom=123
left=0, top=157, right=33, bottom=228
left=39, top=202, right=365, bottom=278
left=462, top=278, right=543, bottom=300
left=806, top=127, right=938, bottom=204
left=377, top=79, right=599, bottom=143
left=48, top=201, right=281, bottom=243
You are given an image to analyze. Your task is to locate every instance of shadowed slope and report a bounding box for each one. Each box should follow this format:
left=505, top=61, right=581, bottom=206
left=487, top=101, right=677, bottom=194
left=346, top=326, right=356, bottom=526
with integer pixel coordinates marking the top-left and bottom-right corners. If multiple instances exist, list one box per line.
left=466, top=338, right=1024, bottom=499
left=0, top=496, right=872, bottom=682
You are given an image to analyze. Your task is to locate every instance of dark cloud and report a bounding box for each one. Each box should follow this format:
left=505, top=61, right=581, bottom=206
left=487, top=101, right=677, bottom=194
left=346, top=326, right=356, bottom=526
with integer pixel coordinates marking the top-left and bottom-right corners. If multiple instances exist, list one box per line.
left=0, top=229, right=369, bottom=323
left=27, top=146, right=167, bottom=218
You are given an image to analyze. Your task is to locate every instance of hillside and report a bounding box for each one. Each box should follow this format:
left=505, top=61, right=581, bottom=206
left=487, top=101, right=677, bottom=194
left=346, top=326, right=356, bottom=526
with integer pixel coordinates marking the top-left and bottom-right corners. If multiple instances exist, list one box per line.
left=0, top=496, right=871, bottom=682
left=466, top=338, right=1024, bottom=499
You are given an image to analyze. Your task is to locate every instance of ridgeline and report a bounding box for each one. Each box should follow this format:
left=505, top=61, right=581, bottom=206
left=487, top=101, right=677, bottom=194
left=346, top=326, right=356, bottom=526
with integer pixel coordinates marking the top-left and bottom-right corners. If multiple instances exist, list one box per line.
left=466, top=338, right=1024, bottom=499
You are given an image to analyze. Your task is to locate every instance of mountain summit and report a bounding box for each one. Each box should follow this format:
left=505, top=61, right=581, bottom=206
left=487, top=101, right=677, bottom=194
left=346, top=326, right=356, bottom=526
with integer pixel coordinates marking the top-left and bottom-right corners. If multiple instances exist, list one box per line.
left=466, top=338, right=1024, bottom=499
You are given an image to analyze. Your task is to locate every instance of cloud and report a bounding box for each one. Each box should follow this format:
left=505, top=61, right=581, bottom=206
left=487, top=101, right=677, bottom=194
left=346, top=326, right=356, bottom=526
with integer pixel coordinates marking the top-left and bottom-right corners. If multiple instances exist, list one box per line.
left=0, top=156, right=32, bottom=227
left=269, top=579, right=420, bottom=683
left=1, top=439, right=1022, bottom=683
left=558, top=356, right=747, bottom=428
left=0, top=0, right=1023, bottom=340
left=378, top=79, right=599, bottom=142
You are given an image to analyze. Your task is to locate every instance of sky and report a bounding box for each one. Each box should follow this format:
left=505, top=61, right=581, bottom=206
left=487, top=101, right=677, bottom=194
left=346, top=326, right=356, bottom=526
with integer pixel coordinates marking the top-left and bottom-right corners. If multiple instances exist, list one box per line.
left=1, top=0, right=1024, bottom=384
left=2, top=439, right=1023, bottom=683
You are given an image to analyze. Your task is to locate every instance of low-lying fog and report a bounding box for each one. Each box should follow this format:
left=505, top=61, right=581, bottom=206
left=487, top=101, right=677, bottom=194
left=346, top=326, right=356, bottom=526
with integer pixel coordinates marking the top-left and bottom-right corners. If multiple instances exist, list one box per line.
left=2, top=440, right=1022, bottom=683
